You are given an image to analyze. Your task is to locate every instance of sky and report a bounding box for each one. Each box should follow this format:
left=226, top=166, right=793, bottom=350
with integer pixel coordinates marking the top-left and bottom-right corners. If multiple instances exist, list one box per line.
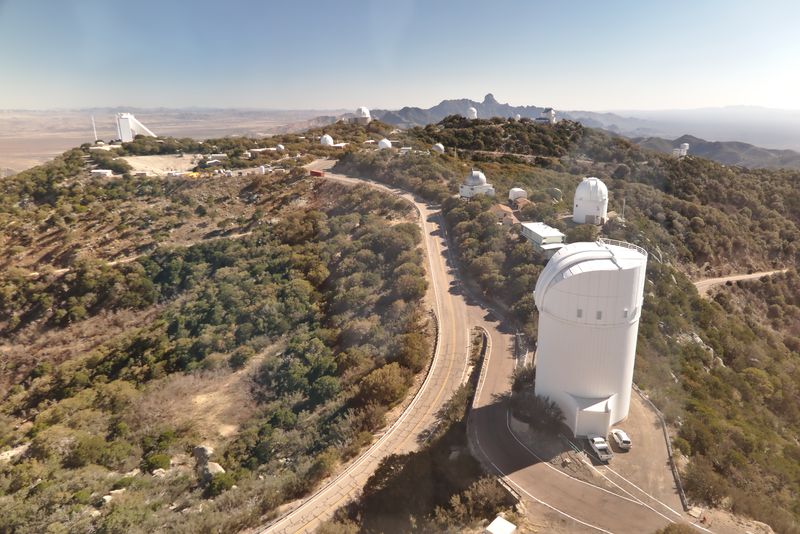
left=1, top=0, right=799, bottom=111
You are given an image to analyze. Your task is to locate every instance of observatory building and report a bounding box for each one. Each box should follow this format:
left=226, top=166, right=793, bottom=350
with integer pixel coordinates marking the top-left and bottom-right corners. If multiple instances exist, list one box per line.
left=320, top=134, right=334, bottom=146
left=535, top=108, right=557, bottom=125
left=672, top=143, right=690, bottom=158
left=355, top=107, right=372, bottom=125
left=116, top=113, right=156, bottom=143
left=572, top=177, right=608, bottom=225
left=378, top=138, right=392, bottom=150
left=431, top=142, right=445, bottom=154
left=534, top=239, right=648, bottom=437
left=508, top=187, right=527, bottom=203
left=459, top=169, right=495, bottom=198
left=467, top=106, right=478, bottom=120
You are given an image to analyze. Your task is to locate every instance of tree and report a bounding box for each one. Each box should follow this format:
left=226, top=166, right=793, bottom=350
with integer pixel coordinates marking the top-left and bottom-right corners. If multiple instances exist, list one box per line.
left=358, top=363, right=411, bottom=406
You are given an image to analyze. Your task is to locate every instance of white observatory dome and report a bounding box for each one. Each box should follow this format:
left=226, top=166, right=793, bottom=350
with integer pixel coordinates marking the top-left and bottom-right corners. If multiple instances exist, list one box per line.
left=378, top=138, right=392, bottom=149
left=357, top=106, right=371, bottom=119
left=534, top=239, right=648, bottom=437
left=514, top=114, right=521, bottom=121
left=465, top=169, right=487, bottom=186
left=467, top=106, right=478, bottom=119
left=572, top=177, right=609, bottom=225
left=432, top=142, right=445, bottom=154
left=276, top=144, right=285, bottom=151
left=320, top=134, right=334, bottom=146
left=508, top=187, right=527, bottom=201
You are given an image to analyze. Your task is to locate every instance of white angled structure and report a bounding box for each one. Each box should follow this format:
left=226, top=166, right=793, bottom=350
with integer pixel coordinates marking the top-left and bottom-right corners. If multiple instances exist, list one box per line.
left=520, top=222, right=565, bottom=257
left=431, top=142, right=445, bottom=154
left=534, top=239, right=648, bottom=437
left=355, top=106, right=372, bottom=125
left=320, top=134, right=334, bottom=146
left=672, top=143, right=690, bottom=158
left=467, top=106, right=478, bottom=119
left=378, top=138, right=392, bottom=149
left=115, top=113, right=156, bottom=143
left=459, top=169, right=495, bottom=198
left=573, top=177, right=609, bottom=225
left=535, top=107, right=557, bottom=124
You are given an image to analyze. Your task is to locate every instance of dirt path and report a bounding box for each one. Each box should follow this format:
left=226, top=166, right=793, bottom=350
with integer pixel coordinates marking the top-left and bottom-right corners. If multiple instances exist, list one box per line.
left=693, top=269, right=787, bottom=297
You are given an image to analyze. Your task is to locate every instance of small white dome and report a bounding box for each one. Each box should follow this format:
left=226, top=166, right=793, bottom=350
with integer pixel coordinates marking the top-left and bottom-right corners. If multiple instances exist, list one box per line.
left=378, top=138, right=392, bottom=149
left=276, top=144, right=285, bottom=151
left=465, top=169, right=487, bottom=186
left=357, top=106, right=371, bottom=119
left=514, top=114, right=521, bottom=121
left=467, top=107, right=478, bottom=119
left=575, top=176, right=608, bottom=202
left=432, top=143, right=445, bottom=154
left=509, top=187, right=527, bottom=201
left=320, top=134, right=334, bottom=146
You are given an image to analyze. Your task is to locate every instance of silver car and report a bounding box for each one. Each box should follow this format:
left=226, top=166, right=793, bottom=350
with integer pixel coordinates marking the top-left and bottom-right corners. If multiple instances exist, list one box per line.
left=611, top=428, right=632, bottom=450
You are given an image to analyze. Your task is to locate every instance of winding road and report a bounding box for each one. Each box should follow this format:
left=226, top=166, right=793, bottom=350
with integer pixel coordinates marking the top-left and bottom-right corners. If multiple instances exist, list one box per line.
left=263, top=159, right=703, bottom=533
left=693, top=269, right=787, bottom=297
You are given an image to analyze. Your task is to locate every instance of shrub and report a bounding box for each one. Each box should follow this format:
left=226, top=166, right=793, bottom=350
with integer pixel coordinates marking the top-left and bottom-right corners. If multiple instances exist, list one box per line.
left=206, top=472, right=235, bottom=497
left=142, top=452, right=170, bottom=472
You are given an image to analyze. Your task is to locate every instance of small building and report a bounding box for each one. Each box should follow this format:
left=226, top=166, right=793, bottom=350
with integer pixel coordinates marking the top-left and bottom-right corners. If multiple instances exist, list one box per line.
left=166, top=171, right=186, bottom=177
left=573, top=177, right=609, bottom=225
left=490, top=204, right=519, bottom=226
left=535, top=107, right=557, bottom=124
left=205, top=159, right=223, bottom=167
left=378, top=138, right=392, bottom=150
left=276, top=144, right=285, bottom=151
left=508, top=187, right=527, bottom=202
left=399, top=146, right=412, bottom=155
left=354, top=106, right=372, bottom=125
left=672, top=142, right=690, bottom=158
left=520, top=221, right=565, bottom=257
left=467, top=106, right=478, bottom=120
left=320, top=134, right=334, bottom=146
left=207, top=153, right=228, bottom=159
left=90, top=169, right=114, bottom=177
left=431, top=142, right=445, bottom=154
left=484, top=516, right=516, bottom=534
left=459, top=169, right=495, bottom=198
left=513, top=197, right=533, bottom=210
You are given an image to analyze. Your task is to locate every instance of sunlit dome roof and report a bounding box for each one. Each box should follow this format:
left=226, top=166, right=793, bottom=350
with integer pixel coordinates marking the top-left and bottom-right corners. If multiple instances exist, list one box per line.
left=276, top=144, right=285, bottom=151
left=432, top=142, right=445, bottom=153
left=465, top=169, right=487, bottom=186
left=467, top=106, right=478, bottom=119
left=320, top=134, right=334, bottom=146
left=575, top=176, right=608, bottom=202
left=378, top=138, right=392, bottom=149
left=357, top=106, right=371, bottom=118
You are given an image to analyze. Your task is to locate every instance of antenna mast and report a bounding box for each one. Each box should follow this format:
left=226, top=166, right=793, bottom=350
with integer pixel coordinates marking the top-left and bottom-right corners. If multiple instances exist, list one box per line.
left=91, top=115, right=98, bottom=142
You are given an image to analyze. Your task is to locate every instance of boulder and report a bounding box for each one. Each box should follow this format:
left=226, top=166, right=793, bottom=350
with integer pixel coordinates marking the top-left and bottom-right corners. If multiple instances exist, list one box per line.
left=152, top=468, right=167, bottom=478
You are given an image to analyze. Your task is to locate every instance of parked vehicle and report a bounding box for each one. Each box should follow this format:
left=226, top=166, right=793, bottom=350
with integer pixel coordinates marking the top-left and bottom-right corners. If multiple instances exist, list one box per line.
left=610, top=428, right=632, bottom=450
left=587, top=434, right=613, bottom=462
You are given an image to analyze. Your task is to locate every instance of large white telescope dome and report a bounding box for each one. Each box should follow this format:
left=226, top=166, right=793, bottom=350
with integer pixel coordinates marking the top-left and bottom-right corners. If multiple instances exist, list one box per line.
left=320, top=134, right=334, bottom=146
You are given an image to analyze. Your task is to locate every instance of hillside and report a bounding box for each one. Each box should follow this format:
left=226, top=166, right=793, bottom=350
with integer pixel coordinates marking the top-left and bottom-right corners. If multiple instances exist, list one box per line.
left=333, top=117, right=800, bottom=533
left=0, top=140, right=433, bottom=532
left=635, top=134, right=800, bottom=169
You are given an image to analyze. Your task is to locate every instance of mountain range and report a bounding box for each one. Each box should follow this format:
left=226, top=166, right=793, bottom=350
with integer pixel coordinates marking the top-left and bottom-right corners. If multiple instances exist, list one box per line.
left=368, top=94, right=800, bottom=170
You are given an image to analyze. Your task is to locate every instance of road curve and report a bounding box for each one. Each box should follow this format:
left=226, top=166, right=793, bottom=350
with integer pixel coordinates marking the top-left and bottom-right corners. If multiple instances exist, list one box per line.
left=266, top=159, right=681, bottom=534
left=260, top=160, right=470, bottom=533
left=694, top=269, right=787, bottom=297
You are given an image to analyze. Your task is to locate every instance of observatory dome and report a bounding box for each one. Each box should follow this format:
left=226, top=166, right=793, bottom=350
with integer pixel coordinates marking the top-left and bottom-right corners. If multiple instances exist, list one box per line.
left=508, top=187, right=527, bottom=201
left=534, top=239, right=648, bottom=437
left=276, top=144, right=285, bottom=151
left=514, top=114, right=521, bottom=121
left=378, top=138, right=392, bottom=149
left=465, top=169, right=487, bottom=186
left=572, top=177, right=609, bottom=225
left=320, top=134, right=334, bottom=146
left=431, top=143, right=445, bottom=154
left=357, top=106, right=371, bottom=119
left=467, top=106, right=478, bottom=119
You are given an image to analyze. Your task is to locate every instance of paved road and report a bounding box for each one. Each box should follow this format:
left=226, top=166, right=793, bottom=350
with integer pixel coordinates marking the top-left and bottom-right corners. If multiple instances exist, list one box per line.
left=261, top=160, right=471, bottom=533
left=694, top=269, right=787, bottom=297
left=266, top=160, right=695, bottom=534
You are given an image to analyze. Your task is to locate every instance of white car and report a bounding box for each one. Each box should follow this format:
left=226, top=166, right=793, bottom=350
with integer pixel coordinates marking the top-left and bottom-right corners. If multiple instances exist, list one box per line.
left=611, top=428, right=632, bottom=450
left=587, top=434, right=613, bottom=462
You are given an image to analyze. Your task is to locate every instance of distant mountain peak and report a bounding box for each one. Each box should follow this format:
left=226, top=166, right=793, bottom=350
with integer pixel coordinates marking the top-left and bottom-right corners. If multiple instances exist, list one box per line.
left=483, top=93, right=498, bottom=105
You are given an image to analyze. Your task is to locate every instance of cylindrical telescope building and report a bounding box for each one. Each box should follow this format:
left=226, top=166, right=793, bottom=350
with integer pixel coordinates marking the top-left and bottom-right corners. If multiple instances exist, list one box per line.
left=572, top=177, right=608, bottom=225
left=533, top=239, right=648, bottom=437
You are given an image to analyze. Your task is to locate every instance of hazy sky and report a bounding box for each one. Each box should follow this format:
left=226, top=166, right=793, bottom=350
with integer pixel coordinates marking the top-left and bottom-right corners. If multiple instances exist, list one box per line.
left=1, top=0, right=799, bottom=111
